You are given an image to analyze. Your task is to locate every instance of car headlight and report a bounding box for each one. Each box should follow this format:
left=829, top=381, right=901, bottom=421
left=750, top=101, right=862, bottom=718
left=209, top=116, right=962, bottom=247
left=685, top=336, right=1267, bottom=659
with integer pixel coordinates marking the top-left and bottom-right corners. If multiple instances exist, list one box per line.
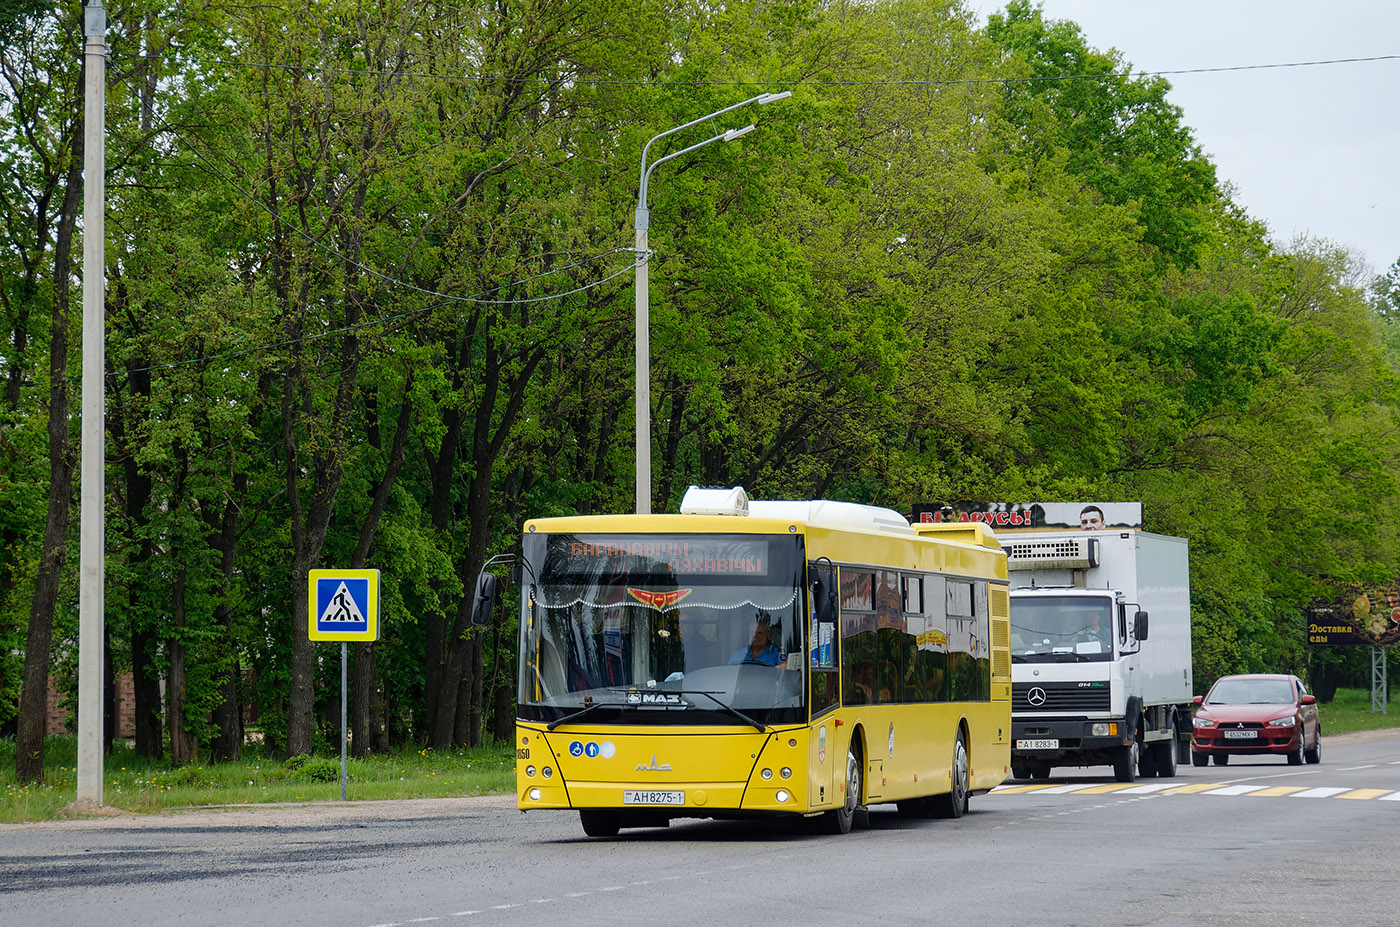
left=1192, top=717, right=1215, bottom=729
left=1267, top=716, right=1297, bottom=728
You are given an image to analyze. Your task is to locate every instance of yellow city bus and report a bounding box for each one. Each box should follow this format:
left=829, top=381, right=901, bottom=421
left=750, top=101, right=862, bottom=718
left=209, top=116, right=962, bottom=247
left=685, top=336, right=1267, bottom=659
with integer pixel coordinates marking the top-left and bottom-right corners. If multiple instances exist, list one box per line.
left=496, top=486, right=1011, bottom=837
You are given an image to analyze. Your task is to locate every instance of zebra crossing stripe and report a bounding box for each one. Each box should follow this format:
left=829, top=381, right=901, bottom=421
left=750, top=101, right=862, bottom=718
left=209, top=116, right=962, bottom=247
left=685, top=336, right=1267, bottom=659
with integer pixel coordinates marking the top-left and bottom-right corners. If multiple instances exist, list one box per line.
left=1336, top=789, right=1393, bottom=800
left=1288, top=787, right=1351, bottom=798
left=1247, top=786, right=1307, bottom=797
left=1203, top=785, right=1265, bottom=796
left=1163, top=782, right=1227, bottom=794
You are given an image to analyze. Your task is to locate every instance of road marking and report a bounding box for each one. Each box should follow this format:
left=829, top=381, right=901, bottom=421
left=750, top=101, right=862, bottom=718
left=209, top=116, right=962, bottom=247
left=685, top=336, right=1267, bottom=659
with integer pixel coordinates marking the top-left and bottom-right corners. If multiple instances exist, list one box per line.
left=1203, top=785, right=1265, bottom=796
left=1339, top=765, right=1377, bottom=771
left=1247, top=786, right=1307, bottom=797
left=1288, top=787, right=1351, bottom=798
left=1336, top=789, right=1393, bottom=800
left=992, top=784, right=1062, bottom=793
left=1116, top=782, right=1178, bottom=793
left=1029, top=783, right=1100, bottom=794
left=1163, top=782, right=1229, bottom=794
left=1381, top=792, right=1400, bottom=801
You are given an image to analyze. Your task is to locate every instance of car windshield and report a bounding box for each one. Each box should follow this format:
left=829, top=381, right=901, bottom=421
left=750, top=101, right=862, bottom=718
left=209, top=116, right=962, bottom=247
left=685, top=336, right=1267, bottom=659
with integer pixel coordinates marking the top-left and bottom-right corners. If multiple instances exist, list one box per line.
left=1010, top=595, right=1115, bottom=663
left=1206, top=678, right=1295, bottom=705
left=517, top=532, right=807, bottom=726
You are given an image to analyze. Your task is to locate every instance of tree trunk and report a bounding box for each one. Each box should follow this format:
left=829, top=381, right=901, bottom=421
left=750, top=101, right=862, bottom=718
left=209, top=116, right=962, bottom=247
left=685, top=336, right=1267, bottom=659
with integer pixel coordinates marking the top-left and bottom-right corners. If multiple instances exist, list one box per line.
left=15, top=67, right=84, bottom=784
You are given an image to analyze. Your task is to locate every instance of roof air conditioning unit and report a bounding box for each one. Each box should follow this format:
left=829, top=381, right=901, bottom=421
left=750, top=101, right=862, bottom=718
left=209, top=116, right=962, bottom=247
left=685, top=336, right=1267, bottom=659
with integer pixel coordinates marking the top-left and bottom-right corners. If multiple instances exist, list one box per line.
left=1005, top=536, right=1099, bottom=570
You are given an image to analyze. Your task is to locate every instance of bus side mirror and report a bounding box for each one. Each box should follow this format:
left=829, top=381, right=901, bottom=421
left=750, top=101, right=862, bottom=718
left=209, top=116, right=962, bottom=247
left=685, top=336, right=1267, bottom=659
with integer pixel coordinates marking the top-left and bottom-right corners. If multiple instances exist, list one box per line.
left=812, top=571, right=837, bottom=624
left=1134, top=611, right=1149, bottom=640
left=471, top=572, right=499, bottom=627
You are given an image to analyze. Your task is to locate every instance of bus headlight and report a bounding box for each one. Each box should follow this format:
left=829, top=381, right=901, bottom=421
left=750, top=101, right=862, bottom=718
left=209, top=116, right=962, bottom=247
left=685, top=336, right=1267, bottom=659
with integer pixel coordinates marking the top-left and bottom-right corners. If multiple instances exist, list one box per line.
left=775, top=790, right=790, bottom=803
left=780, top=767, right=792, bottom=779
left=542, top=766, right=553, bottom=778
left=761, top=768, right=773, bottom=780
left=528, top=788, right=541, bottom=801
left=525, top=765, right=536, bottom=777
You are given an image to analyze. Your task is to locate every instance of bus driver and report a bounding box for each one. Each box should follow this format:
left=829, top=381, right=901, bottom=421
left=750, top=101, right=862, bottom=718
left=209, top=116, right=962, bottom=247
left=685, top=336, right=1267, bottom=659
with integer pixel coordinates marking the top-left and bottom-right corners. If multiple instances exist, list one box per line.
left=730, top=615, right=782, bottom=666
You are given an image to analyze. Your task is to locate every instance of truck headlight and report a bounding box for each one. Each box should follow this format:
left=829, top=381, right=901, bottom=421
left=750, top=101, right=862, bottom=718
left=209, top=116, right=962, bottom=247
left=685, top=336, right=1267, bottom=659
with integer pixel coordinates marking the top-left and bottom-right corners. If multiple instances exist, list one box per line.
left=1090, top=723, right=1111, bottom=736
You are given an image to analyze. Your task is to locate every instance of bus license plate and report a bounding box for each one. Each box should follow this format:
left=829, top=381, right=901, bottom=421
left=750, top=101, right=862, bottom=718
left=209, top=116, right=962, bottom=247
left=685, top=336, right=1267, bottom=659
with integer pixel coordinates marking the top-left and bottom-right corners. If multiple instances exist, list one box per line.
left=1016, top=739, right=1059, bottom=750
left=623, top=790, right=685, bottom=805
left=1223, top=730, right=1257, bottom=739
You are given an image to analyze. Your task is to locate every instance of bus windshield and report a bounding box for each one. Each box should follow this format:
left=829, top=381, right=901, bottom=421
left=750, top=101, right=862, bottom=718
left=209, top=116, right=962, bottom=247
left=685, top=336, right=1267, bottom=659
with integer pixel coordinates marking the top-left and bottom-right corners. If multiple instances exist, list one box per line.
left=518, top=532, right=807, bottom=726
left=1010, top=595, right=1115, bottom=663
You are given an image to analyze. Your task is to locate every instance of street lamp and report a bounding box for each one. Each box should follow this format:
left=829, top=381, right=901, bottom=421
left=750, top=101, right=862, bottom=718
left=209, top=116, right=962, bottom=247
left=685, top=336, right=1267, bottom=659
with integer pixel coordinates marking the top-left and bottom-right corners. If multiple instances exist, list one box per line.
left=633, top=91, right=790, bottom=514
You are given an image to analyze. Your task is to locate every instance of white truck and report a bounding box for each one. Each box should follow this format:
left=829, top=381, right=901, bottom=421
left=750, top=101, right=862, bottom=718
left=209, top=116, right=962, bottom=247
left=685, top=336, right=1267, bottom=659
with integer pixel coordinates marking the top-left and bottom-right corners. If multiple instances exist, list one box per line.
left=1006, top=529, right=1192, bottom=782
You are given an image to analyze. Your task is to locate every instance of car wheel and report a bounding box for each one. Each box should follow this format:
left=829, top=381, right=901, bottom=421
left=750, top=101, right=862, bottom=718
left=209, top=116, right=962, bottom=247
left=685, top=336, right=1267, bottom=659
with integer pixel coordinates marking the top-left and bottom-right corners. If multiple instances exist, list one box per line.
left=824, top=741, right=862, bottom=834
left=933, top=730, right=969, bottom=819
left=579, top=810, right=621, bottom=838
left=1305, top=726, right=1322, bottom=764
left=1112, top=741, right=1138, bottom=782
left=1191, top=750, right=1209, bottom=767
left=1288, top=729, right=1305, bottom=765
left=1212, top=753, right=1229, bottom=766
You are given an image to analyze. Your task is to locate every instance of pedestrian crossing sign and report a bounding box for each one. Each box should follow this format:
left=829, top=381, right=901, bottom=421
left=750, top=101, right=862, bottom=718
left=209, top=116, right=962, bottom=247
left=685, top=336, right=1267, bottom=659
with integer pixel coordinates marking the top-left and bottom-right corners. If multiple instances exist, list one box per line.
left=308, top=569, right=381, bottom=641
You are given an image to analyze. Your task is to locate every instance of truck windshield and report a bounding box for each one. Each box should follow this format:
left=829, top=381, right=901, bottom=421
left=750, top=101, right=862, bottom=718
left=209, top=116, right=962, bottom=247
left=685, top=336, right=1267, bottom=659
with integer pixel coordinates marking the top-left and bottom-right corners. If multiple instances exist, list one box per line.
left=517, top=532, right=807, bottom=726
left=1010, top=596, right=1115, bottom=663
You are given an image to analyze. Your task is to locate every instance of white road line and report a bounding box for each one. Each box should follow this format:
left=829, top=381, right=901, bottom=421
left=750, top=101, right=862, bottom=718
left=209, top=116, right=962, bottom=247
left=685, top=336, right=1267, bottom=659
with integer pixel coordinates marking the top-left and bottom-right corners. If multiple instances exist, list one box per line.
left=1116, top=782, right=1177, bottom=793
left=1339, top=765, right=1377, bottom=770
left=1204, top=785, right=1265, bottom=796
left=1033, top=783, right=1100, bottom=794
left=1288, top=787, right=1351, bottom=798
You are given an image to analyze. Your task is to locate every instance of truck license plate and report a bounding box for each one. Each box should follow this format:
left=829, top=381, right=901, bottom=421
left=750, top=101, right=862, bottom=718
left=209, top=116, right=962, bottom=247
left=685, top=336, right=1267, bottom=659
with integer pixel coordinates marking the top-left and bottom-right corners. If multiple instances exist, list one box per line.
left=1223, top=730, right=1257, bottom=739
left=623, top=790, right=685, bottom=805
left=1016, top=739, right=1059, bottom=750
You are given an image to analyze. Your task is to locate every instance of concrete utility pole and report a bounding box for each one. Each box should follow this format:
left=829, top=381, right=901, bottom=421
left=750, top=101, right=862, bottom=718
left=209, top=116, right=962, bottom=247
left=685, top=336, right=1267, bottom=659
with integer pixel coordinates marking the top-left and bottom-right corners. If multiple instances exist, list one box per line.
left=77, top=0, right=107, bottom=805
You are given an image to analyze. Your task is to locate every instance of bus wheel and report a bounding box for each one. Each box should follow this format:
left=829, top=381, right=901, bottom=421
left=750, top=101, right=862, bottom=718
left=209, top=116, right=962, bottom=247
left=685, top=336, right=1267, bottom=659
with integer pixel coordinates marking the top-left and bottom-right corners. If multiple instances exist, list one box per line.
left=825, top=742, right=863, bottom=834
left=579, top=810, right=620, bottom=838
left=933, top=730, right=969, bottom=819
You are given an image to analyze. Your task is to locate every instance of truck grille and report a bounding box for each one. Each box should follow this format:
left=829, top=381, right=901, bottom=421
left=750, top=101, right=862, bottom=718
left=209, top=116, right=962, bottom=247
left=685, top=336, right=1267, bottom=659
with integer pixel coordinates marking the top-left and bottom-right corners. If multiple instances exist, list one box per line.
left=1013, top=682, right=1111, bottom=712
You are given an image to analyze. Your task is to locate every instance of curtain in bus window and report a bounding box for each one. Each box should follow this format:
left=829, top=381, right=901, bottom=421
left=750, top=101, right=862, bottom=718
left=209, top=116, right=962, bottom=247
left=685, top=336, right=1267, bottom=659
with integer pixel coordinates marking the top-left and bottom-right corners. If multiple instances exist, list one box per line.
left=841, top=571, right=877, bottom=705
left=919, top=575, right=948, bottom=702
left=947, top=579, right=978, bottom=701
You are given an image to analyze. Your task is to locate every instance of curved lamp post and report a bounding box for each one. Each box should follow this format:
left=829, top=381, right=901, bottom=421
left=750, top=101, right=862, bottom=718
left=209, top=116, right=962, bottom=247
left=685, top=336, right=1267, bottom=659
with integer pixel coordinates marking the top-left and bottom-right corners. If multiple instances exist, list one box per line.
left=633, top=91, right=790, bottom=514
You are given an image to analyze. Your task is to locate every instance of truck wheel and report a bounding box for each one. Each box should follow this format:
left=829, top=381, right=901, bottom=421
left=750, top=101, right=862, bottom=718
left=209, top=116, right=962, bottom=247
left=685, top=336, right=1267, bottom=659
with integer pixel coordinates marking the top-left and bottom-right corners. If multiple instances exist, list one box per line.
left=933, top=730, right=969, bottom=818
left=1112, top=742, right=1138, bottom=783
left=1153, top=719, right=1179, bottom=778
left=1011, top=762, right=1028, bottom=781
left=1138, top=741, right=1158, bottom=778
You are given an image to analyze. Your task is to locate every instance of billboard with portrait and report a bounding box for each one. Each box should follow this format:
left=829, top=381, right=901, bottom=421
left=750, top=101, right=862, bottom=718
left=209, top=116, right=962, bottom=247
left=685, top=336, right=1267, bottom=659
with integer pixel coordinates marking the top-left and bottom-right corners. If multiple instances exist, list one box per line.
left=910, top=501, right=1144, bottom=532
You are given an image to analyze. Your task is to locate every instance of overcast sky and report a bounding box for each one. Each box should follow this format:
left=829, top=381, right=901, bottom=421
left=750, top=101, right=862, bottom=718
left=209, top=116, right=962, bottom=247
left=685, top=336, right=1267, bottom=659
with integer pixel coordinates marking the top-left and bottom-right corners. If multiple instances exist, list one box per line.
left=960, top=1, right=1400, bottom=278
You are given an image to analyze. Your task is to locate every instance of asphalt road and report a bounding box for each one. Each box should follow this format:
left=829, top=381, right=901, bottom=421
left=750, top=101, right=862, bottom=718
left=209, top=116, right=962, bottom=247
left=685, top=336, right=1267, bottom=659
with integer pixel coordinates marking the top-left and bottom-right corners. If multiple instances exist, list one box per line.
left=3, top=729, right=1398, bottom=927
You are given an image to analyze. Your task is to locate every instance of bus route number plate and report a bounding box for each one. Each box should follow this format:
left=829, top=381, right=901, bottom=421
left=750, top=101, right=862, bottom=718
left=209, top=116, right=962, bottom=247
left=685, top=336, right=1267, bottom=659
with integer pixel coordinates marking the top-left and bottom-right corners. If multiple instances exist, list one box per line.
left=623, top=790, right=685, bottom=805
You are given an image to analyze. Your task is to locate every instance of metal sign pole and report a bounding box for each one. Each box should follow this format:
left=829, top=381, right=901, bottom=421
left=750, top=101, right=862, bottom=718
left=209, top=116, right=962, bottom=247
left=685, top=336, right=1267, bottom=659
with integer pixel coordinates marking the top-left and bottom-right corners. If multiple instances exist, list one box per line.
left=1373, top=647, right=1388, bottom=715
left=341, top=641, right=348, bottom=799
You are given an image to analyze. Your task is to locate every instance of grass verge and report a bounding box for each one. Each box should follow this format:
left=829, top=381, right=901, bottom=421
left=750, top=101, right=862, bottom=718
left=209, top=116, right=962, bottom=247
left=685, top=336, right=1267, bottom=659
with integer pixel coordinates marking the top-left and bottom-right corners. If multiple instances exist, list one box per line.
left=0, top=737, right=515, bottom=823
left=1318, top=686, right=1400, bottom=735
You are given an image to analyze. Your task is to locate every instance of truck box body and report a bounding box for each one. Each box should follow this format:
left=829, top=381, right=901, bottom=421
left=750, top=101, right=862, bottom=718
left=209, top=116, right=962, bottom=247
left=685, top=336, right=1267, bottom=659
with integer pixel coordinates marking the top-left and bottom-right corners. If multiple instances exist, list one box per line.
left=1006, top=529, right=1191, bottom=781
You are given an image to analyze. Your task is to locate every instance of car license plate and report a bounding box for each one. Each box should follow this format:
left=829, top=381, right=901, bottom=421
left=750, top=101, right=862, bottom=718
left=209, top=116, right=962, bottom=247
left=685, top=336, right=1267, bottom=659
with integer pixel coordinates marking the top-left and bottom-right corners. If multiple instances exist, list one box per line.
left=1223, top=730, right=1257, bottom=739
left=623, top=790, right=685, bottom=805
left=1016, top=739, right=1059, bottom=750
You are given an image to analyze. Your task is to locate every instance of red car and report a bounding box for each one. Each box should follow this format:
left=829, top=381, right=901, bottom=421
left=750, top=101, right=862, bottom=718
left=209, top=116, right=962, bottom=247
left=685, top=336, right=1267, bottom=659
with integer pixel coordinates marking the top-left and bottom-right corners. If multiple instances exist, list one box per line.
left=1191, top=673, right=1321, bottom=766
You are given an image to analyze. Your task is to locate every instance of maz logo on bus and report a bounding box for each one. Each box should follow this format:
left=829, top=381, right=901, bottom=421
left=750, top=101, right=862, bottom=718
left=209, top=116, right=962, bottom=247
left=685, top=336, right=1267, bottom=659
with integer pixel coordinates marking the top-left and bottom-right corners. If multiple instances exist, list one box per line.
left=637, top=754, right=673, bottom=771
